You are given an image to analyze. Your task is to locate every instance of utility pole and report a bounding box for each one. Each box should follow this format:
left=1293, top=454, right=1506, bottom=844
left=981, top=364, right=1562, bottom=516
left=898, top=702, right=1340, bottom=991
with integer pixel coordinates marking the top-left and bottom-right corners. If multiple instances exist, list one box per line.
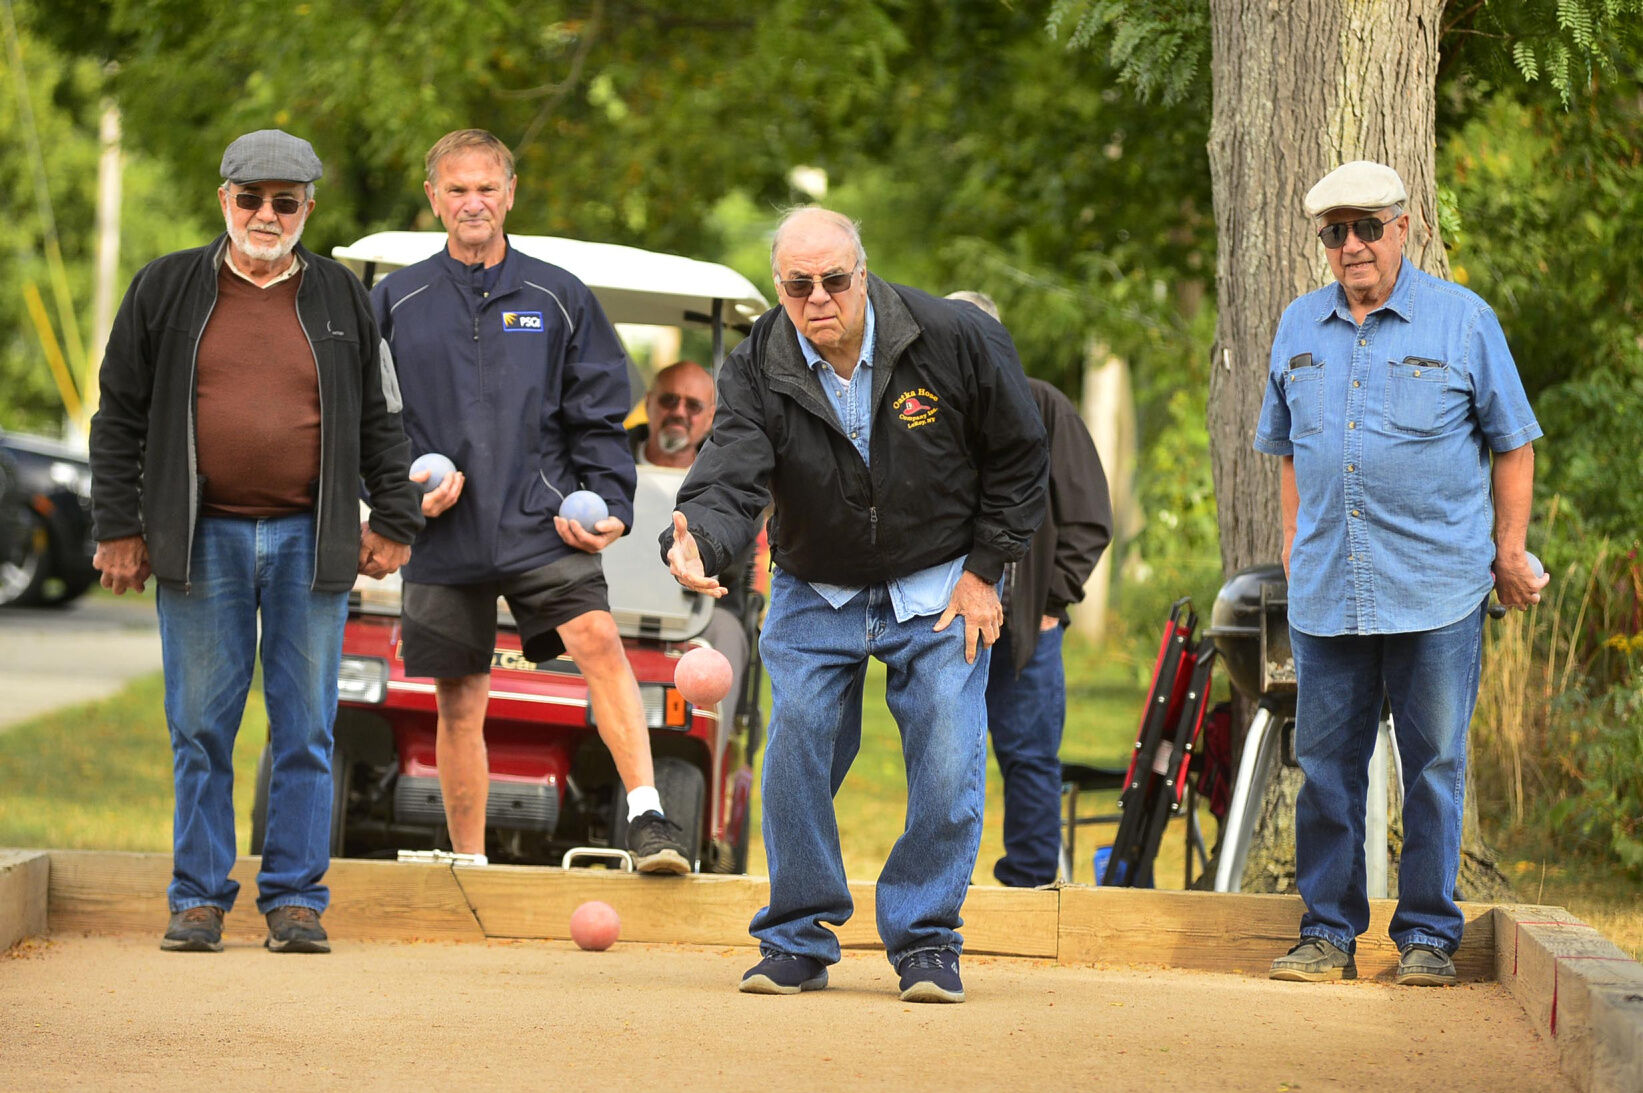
left=87, top=93, right=123, bottom=430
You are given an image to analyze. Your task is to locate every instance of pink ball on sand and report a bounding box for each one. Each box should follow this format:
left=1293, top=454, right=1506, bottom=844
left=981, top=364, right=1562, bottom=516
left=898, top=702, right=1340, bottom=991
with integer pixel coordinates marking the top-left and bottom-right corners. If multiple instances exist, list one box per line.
left=570, top=900, right=620, bottom=951
left=674, top=646, right=734, bottom=707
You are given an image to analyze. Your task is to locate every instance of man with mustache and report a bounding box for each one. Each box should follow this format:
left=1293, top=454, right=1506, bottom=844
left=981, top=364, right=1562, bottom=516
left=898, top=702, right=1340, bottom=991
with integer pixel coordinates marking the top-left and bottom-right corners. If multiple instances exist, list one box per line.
left=372, top=129, right=692, bottom=873
left=628, top=358, right=756, bottom=737
left=631, top=360, right=716, bottom=468
left=90, top=129, right=423, bottom=955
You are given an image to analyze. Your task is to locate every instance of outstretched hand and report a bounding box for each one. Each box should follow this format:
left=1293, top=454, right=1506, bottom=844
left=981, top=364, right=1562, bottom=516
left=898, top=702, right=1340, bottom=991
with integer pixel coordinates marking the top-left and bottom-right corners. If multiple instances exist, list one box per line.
left=666, top=510, right=726, bottom=598
left=932, top=570, right=1002, bottom=664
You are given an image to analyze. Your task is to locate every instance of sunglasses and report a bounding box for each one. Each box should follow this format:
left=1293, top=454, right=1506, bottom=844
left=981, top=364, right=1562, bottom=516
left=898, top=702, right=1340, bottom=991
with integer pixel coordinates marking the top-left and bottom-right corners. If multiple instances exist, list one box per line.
left=232, top=192, right=305, bottom=216
left=778, top=269, right=858, bottom=299
left=1317, top=214, right=1397, bottom=249
left=656, top=392, right=707, bottom=415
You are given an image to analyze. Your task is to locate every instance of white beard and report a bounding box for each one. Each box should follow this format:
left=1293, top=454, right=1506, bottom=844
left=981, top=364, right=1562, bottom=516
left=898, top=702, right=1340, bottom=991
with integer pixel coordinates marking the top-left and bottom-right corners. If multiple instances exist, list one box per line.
left=656, top=427, right=692, bottom=455
left=224, top=210, right=304, bottom=264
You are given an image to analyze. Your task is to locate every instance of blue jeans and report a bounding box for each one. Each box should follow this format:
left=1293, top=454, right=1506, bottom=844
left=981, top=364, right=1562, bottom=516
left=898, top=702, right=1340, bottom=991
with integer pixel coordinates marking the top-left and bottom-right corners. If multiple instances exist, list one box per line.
left=1290, top=604, right=1484, bottom=954
left=753, top=569, right=990, bottom=966
left=984, top=623, right=1066, bottom=887
left=156, top=514, right=348, bottom=915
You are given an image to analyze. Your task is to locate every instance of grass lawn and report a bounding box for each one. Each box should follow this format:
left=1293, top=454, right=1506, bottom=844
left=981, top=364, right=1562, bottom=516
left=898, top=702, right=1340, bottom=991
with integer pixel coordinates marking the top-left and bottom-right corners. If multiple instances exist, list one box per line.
left=1, top=630, right=1637, bottom=958
left=0, top=673, right=267, bottom=854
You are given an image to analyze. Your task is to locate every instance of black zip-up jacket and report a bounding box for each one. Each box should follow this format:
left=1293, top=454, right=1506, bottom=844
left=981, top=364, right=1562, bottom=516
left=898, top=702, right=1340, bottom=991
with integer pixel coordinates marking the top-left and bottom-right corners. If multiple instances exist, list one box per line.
left=90, top=235, right=424, bottom=591
left=1003, top=378, right=1113, bottom=675
left=662, top=275, right=1047, bottom=586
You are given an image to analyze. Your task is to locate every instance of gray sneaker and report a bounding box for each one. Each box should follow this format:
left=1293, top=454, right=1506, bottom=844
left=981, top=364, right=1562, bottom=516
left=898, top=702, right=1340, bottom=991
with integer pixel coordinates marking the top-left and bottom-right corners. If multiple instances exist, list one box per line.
left=1269, top=937, right=1357, bottom=982
left=1395, top=943, right=1457, bottom=986
left=161, top=906, right=224, bottom=952
left=265, top=905, right=330, bottom=953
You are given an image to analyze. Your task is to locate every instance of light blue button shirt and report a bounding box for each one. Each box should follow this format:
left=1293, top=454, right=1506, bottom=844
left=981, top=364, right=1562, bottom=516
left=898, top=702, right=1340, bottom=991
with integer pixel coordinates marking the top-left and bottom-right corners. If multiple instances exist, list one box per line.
left=1254, top=259, right=1542, bottom=636
left=796, top=301, right=969, bottom=622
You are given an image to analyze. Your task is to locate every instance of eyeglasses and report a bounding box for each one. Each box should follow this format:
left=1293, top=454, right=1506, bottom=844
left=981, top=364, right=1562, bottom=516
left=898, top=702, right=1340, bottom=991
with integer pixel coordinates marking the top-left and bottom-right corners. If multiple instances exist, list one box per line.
left=231, top=192, right=305, bottom=216
left=656, top=392, right=707, bottom=415
left=778, top=268, right=858, bottom=299
left=1317, top=214, right=1397, bottom=249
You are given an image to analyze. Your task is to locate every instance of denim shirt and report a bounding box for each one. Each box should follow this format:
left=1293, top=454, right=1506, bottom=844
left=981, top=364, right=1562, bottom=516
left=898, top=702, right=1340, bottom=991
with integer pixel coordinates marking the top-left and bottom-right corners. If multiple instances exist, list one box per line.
left=797, top=301, right=969, bottom=622
left=1254, top=259, right=1541, bottom=637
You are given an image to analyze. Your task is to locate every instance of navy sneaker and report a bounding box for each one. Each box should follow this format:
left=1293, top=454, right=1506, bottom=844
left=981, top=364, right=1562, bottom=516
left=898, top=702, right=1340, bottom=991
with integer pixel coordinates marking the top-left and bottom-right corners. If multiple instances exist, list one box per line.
left=897, top=948, right=965, bottom=1003
left=739, top=952, right=829, bottom=994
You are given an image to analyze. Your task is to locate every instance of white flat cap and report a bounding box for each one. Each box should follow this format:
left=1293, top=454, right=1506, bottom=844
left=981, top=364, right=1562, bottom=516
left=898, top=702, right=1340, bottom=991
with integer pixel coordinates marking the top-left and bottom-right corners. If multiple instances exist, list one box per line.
left=1303, top=160, right=1407, bottom=217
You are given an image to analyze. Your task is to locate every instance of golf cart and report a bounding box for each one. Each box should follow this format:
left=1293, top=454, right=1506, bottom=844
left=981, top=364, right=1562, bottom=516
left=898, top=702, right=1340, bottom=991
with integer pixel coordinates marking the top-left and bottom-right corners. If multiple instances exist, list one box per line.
left=248, top=232, right=771, bottom=873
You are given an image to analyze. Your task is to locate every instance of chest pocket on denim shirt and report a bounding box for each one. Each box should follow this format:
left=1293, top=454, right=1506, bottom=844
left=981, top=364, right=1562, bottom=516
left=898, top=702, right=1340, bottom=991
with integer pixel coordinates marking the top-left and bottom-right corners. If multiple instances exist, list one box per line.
left=1384, top=356, right=1448, bottom=436
left=1284, top=353, right=1323, bottom=439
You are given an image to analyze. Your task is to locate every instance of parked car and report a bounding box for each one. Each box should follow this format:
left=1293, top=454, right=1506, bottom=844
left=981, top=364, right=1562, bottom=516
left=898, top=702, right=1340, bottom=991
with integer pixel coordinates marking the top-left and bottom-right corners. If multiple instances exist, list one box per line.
left=249, top=232, right=771, bottom=873
left=0, top=432, right=98, bottom=608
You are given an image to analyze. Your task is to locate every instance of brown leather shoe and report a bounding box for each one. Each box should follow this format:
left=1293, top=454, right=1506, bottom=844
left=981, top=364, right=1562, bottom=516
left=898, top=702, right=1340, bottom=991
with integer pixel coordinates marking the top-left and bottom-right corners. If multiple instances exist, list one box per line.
left=161, top=906, right=224, bottom=952
left=264, top=905, right=330, bottom=953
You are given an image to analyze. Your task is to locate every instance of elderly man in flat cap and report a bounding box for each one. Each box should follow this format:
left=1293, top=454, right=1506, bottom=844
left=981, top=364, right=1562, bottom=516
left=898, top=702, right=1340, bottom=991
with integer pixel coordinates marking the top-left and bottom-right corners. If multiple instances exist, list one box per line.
left=1254, top=161, right=1547, bottom=987
left=90, top=128, right=423, bottom=955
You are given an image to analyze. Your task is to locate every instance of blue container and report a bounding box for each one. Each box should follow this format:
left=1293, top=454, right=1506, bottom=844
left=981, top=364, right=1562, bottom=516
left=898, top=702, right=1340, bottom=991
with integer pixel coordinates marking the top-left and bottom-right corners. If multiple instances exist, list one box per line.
left=1093, top=845, right=1113, bottom=886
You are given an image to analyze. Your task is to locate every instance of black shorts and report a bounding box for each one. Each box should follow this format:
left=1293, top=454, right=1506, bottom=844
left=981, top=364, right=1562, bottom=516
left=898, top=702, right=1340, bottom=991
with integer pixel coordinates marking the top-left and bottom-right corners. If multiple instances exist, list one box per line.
left=401, top=552, right=610, bottom=678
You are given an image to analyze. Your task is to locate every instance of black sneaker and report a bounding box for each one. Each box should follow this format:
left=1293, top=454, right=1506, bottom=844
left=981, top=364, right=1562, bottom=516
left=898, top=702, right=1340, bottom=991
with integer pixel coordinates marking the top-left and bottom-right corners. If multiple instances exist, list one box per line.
left=626, top=810, right=691, bottom=875
left=161, top=906, right=224, bottom=952
left=1395, top=943, right=1457, bottom=986
left=897, top=948, right=965, bottom=1003
left=739, top=952, right=829, bottom=994
left=265, top=905, right=330, bottom=953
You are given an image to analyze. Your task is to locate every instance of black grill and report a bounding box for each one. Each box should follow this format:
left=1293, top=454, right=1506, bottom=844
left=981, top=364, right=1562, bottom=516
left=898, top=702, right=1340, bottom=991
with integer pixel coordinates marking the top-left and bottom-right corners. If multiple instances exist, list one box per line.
left=393, top=775, right=560, bottom=833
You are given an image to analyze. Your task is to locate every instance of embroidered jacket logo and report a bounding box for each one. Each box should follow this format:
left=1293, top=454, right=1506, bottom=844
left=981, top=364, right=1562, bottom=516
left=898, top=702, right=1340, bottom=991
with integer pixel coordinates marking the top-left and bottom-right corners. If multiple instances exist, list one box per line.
left=503, top=311, right=543, bottom=331
left=895, top=388, right=940, bottom=429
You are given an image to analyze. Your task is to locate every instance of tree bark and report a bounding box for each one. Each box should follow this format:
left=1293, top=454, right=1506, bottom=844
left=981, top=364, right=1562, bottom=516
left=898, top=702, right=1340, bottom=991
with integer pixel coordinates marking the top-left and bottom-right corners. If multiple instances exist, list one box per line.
left=1206, top=0, right=1511, bottom=900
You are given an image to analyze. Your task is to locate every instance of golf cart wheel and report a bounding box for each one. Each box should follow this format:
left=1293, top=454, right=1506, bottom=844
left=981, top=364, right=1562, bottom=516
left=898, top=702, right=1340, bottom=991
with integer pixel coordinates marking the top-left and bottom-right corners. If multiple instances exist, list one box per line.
left=610, top=756, right=705, bottom=870
left=0, top=511, right=50, bottom=606
left=38, top=571, right=95, bottom=607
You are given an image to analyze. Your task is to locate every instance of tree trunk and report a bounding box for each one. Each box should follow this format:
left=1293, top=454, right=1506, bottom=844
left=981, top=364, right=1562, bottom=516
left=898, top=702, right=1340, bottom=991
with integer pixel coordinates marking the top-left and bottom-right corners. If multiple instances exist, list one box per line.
left=1206, top=0, right=1512, bottom=900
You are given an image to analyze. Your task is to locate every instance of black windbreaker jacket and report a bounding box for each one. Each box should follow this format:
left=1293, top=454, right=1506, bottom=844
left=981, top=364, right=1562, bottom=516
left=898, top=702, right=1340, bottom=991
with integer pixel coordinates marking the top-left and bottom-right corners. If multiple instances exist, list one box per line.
left=664, top=275, right=1047, bottom=587
left=90, top=235, right=424, bottom=591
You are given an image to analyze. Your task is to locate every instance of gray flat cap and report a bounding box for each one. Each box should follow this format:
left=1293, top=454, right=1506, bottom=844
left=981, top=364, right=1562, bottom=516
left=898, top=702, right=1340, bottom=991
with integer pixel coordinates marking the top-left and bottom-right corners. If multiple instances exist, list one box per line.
left=220, top=129, right=324, bottom=185
left=1304, top=160, right=1407, bottom=217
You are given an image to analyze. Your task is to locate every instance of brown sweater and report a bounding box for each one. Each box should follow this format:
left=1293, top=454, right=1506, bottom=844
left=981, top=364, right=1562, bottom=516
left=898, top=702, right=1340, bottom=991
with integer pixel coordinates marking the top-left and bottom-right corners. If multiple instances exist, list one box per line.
left=195, top=262, right=323, bottom=517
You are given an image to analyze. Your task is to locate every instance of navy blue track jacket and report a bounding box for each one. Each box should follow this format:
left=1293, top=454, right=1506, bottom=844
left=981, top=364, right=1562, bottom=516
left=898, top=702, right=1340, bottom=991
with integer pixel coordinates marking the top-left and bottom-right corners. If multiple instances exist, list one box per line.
left=372, top=241, right=636, bottom=584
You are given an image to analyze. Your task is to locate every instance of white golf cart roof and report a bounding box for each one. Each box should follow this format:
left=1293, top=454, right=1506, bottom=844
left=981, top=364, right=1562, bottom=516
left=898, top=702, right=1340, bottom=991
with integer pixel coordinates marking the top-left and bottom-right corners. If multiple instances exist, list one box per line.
left=333, top=231, right=770, bottom=330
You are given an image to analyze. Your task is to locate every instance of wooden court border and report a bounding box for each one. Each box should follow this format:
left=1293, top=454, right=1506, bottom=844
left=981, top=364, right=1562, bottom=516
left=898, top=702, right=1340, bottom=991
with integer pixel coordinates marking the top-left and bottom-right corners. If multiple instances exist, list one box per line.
left=4, top=849, right=1639, bottom=1092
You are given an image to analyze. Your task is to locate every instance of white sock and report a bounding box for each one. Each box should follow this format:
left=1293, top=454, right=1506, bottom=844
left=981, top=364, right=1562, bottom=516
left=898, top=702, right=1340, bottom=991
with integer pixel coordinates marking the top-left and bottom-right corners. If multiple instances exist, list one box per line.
left=626, top=786, right=663, bottom=821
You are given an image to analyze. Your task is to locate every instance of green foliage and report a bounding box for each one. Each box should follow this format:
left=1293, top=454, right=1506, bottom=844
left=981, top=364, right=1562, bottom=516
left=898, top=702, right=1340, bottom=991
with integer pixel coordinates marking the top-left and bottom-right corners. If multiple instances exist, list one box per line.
left=1045, top=0, right=1210, bottom=107
left=1444, top=0, right=1643, bottom=109
left=0, top=4, right=208, bottom=430
left=23, top=0, right=902, bottom=259
left=1544, top=675, right=1643, bottom=876
left=1441, top=83, right=1643, bottom=537
left=1475, top=517, right=1643, bottom=880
